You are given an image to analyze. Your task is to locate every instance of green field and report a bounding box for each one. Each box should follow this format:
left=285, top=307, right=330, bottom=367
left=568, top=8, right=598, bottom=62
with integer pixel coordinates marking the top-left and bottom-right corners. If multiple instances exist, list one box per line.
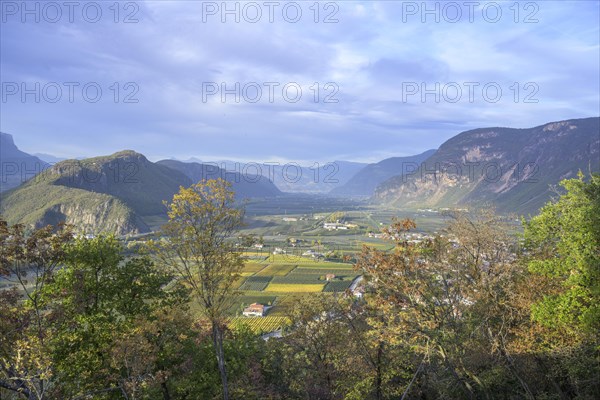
left=255, top=263, right=296, bottom=276
left=238, top=276, right=272, bottom=291
left=323, top=280, right=353, bottom=292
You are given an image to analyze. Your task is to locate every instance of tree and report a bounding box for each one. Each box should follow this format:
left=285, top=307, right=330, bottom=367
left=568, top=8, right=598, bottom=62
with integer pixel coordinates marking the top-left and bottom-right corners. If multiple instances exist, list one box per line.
left=240, top=234, right=257, bottom=248
left=0, top=219, right=73, bottom=400
left=268, top=295, right=370, bottom=400
left=327, top=212, right=345, bottom=223
left=518, top=173, right=600, bottom=398
left=149, top=179, right=245, bottom=400
left=40, top=234, right=179, bottom=399
left=355, top=214, right=533, bottom=399
left=524, top=173, right=600, bottom=334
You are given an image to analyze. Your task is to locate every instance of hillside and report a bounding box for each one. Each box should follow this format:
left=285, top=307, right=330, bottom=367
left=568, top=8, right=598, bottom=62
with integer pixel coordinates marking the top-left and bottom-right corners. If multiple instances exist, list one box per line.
left=157, top=159, right=281, bottom=198
left=0, top=132, right=48, bottom=193
left=373, top=117, right=600, bottom=215
left=331, top=149, right=436, bottom=196
left=0, top=150, right=287, bottom=235
left=48, top=151, right=191, bottom=216
left=0, top=183, right=147, bottom=235
left=0, top=150, right=185, bottom=234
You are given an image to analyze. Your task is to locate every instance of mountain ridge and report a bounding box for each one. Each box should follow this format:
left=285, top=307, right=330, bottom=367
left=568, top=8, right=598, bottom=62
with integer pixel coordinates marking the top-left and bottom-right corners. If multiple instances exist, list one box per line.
left=156, top=159, right=282, bottom=198
left=0, top=149, right=281, bottom=235
left=176, top=158, right=368, bottom=193
left=373, top=117, right=600, bottom=214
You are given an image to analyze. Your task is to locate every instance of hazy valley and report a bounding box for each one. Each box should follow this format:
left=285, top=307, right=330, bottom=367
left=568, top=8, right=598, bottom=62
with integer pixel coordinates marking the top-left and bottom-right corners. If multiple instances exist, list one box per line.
left=2, top=117, right=598, bottom=237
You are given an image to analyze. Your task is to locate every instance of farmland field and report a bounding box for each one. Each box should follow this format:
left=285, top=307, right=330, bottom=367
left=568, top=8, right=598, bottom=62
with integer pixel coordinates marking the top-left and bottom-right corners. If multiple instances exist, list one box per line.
left=255, top=263, right=297, bottom=276
left=264, top=283, right=325, bottom=293
left=210, top=200, right=453, bottom=327
left=323, top=280, right=353, bottom=292
left=238, top=276, right=272, bottom=291
left=271, top=275, right=321, bottom=284
left=242, top=262, right=267, bottom=273
left=293, top=267, right=355, bottom=276
left=229, top=316, right=290, bottom=334
left=295, top=262, right=355, bottom=269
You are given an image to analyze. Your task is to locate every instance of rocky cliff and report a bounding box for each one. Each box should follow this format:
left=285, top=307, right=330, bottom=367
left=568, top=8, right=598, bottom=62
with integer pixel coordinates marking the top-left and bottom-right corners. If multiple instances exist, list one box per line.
left=373, top=117, right=600, bottom=215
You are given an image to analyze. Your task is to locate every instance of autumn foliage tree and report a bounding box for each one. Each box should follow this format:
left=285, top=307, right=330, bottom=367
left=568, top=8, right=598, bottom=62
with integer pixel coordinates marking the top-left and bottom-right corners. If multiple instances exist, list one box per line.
left=149, top=179, right=245, bottom=400
left=355, top=213, right=535, bottom=399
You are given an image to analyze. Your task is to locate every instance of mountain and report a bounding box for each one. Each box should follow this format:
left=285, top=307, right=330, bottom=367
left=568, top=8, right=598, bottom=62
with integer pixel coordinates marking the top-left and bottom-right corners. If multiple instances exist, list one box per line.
left=0, top=150, right=188, bottom=234
left=373, top=117, right=600, bottom=215
left=331, top=149, right=437, bottom=196
left=0, top=150, right=285, bottom=235
left=156, top=159, right=281, bottom=198
left=0, top=132, right=49, bottom=193
left=176, top=158, right=367, bottom=193
left=261, top=160, right=367, bottom=193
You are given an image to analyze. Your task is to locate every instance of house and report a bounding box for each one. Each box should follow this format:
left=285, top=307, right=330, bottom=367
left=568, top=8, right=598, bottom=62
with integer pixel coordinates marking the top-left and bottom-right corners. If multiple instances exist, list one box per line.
left=253, top=243, right=264, bottom=249
left=243, top=303, right=266, bottom=317
left=283, top=217, right=298, bottom=222
left=273, top=247, right=286, bottom=254
left=324, top=222, right=355, bottom=230
left=325, top=273, right=336, bottom=281
left=302, top=250, right=325, bottom=258
left=323, top=223, right=343, bottom=230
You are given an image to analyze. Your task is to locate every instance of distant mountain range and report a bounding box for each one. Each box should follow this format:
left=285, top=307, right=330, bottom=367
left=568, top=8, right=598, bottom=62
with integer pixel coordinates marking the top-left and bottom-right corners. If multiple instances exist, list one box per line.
left=373, top=117, right=600, bottom=215
left=180, top=158, right=367, bottom=193
left=33, top=153, right=68, bottom=164
left=331, top=149, right=436, bottom=196
left=0, top=150, right=280, bottom=235
left=1, top=117, right=598, bottom=234
left=156, top=159, right=281, bottom=198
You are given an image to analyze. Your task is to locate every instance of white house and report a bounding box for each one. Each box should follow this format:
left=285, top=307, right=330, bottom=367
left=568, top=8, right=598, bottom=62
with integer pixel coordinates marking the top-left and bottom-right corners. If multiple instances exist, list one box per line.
left=243, top=303, right=266, bottom=317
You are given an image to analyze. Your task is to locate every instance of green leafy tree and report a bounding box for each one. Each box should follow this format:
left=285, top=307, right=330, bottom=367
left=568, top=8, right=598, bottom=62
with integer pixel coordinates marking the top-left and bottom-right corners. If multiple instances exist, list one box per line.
left=524, top=173, right=600, bottom=334
left=41, top=235, right=177, bottom=399
left=240, top=234, right=257, bottom=248
left=516, top=174, right=600, bottom=398
left=149, top=179, right=245, bottom=400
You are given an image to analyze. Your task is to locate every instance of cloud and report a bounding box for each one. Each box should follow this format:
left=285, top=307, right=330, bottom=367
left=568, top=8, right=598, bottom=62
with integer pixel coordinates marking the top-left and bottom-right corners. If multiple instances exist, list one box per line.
left=1, top=0, right=598, bottom=162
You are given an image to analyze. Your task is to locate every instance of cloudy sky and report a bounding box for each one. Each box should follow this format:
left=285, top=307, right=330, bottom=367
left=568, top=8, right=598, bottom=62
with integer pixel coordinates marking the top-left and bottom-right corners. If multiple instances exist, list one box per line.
left=1, top=0, right=598, bottom=163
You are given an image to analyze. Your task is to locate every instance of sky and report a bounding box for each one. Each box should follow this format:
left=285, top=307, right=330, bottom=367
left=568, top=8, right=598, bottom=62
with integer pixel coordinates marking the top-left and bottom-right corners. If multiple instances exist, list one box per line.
left=1, top=0, right=599, bottom=164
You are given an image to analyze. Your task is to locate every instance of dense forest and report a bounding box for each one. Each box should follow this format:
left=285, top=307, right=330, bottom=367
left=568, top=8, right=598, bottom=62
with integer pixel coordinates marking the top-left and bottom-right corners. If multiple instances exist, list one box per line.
left=1, top=174, right=598, bottom=400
